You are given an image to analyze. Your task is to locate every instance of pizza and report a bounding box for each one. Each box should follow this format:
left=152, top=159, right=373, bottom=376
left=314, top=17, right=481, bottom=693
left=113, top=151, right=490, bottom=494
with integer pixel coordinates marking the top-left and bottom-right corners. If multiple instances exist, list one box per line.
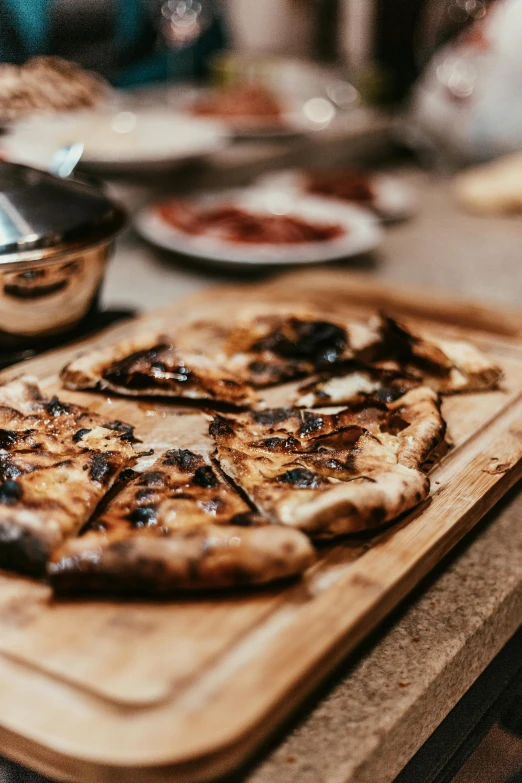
left=54, top=303, right=500, bottom=586
left=61, top=332, right=258, bottom=407
left=49, top=448, right=315, bottom=593
left=293, top=316, right=501, bottom=406
left=378, top=316, right=502, bottom=393
left=224, top=310, right=382, bottom=387
left=61, top=310, right=382, bottom=405
left=0, top=376, right=136, bottom=575
left=294, top=362, right=420, bottom=408
left=211, top=386, right=444, bottom=538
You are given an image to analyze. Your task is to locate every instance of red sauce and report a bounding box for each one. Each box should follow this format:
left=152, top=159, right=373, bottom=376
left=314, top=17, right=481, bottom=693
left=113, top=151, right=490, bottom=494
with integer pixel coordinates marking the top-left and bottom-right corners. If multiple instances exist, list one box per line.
left=305, top=171, right=375, bottom=205
left=191, top=85, right=283, bottom=125
left=158, top=202, right=345, bottom=244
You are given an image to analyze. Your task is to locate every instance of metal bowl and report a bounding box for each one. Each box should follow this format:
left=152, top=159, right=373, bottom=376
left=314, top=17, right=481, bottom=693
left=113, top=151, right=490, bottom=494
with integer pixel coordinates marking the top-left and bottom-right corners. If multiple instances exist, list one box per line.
left=0, top=161, right=126, bottom=348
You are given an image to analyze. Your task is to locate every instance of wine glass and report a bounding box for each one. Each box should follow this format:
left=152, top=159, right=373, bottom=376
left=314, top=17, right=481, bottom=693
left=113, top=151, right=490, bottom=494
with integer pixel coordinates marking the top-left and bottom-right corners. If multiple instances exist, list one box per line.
left=157, top=0, right=212, bottom=49
left=414, top=0, right=490, bottom=69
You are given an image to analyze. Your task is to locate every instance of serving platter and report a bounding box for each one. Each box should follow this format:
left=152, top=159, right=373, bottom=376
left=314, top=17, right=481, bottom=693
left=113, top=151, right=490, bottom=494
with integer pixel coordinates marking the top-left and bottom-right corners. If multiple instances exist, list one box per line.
left=0, top=268, right=521, bottom=783
left=1, top=109, right=229, bottom=174
left=136, top=188, right=382, bottom=267
left=255, top=169, right=417, bottom=222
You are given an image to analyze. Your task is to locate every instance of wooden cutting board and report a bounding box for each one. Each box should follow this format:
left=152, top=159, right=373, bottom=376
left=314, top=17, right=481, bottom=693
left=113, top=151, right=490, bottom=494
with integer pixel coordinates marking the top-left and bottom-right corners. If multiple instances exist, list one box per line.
left=0, top=269, right=521, bottom=783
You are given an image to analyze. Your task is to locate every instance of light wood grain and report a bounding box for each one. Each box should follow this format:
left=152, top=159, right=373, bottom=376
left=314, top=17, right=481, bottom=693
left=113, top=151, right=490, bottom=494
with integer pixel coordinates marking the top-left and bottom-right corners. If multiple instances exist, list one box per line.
left=0, top=269, right=520, bottom=783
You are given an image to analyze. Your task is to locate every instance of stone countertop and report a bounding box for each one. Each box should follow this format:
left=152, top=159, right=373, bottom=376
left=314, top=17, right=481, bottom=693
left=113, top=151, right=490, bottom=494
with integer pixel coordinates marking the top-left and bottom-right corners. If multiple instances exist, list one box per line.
left=3, top=137, right=522, bottom=782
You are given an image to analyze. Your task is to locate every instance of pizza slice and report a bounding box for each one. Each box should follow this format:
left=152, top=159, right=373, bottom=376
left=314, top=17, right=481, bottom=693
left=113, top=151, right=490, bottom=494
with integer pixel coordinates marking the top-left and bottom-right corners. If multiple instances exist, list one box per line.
left=211, top=387, right=444, bottom=538
left=61, top=332, right=258, bottom=407
left=49, top=448, right=315, bottom=594
left=60, top=309, right=382, bottom=403
left=0, top=376, right=136, bottom=575
left=294, top=361, right=421, bottom=408
left=223, top=309, right=382, bottom=387
left=377, top=315, right=502, bottom=393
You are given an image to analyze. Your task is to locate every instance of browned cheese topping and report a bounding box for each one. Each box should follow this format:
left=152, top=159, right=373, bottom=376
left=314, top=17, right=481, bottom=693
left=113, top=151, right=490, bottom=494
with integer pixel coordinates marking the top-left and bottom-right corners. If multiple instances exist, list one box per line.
left=49, top=448, right=315, bottom=593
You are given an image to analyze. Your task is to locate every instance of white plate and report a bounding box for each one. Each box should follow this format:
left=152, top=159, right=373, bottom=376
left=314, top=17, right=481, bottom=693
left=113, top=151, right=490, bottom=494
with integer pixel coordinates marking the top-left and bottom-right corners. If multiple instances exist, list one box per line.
left=135, top=188, right=382, bottom=268
left=1, top=108, right=229, bottom=173
left=256, top=169, right=416, bottom=222
left=176, top=88, right=334, bottom=140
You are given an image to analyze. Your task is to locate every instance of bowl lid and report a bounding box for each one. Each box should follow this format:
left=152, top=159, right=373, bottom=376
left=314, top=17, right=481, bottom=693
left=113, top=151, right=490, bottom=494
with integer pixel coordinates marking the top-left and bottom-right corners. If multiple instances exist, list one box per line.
left=0, top=161, right=125, bottom=262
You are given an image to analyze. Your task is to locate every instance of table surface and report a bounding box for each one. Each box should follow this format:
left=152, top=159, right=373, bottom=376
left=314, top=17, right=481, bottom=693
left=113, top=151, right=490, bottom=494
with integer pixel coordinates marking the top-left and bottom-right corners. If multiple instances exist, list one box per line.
left=3, top=131, right=522, bottom=783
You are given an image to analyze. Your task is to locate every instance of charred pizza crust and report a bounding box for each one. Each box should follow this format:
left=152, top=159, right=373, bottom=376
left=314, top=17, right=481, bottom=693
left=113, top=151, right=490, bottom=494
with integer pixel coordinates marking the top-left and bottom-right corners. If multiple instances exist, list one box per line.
left=61, top=332, right=258, bottom=407
left=0, top=377, right=136, bottom=575
left=294, top=362, right=421, bottom=408
left=49, top=448, right=315, bottom=593
left=211, top=388, right=443, bottom=538
left=60, top=309, right=382, bottom=405
left=223, top=310, right=382, bottom=387
left=378, top=315, right=502, bottom=393
left=294, top=317, right=501, bottom=407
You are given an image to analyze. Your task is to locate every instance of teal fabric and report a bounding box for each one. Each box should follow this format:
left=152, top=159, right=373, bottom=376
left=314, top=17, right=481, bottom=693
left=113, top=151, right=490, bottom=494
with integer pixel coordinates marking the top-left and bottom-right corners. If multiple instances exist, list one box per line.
left=0, top=0, right=50, bottom=57
left=0, top=0, right=225, bottom=86
left=114, top=0, right=146, bottom=53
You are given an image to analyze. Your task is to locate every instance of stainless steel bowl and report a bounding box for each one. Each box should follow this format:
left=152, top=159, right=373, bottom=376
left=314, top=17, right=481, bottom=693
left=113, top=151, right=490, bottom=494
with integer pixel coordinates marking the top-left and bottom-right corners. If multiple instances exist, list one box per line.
left=0, top=161, right=126, bottom=347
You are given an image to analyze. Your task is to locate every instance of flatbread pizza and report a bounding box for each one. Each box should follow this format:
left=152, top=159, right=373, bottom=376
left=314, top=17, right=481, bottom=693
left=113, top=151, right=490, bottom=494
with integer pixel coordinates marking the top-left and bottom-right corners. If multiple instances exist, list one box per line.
left=49, top=448, right=315, bottom=593
left=294, top=362, right=421, bottom=408
left=378, top=315, right=502, bottom=393
left=211, top=387, right=444, bottom=539
left=60, top=310, right=382, bottom=403
left=0, top=377, right=136, bottom=575
left=61, top=332, right=258, bottom=407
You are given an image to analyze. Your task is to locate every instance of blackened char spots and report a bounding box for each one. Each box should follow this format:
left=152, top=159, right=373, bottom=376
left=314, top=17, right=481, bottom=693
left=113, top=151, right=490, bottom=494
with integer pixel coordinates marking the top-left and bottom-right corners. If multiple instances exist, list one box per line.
left=259, top=436, right=301, bottom=452
left=88, top=453, right=114, bottom=484
left=119, top=468, right=137, bottom=483
left=277, top=468, right=325, bottom=489
left=135, top=488, right=155, bottom=502
left=380, top=316, right=448, bottom=373
left=375, top=386, right=405, bottom=403
left=209, top=417, right=234, bottom=438
left=45, top=396, right=71, bottom=416
left=248, top=361, right=271, bottom=375
left=0, top=455, right=23, bottom=481
left=251, top=408, right=293, bottom=427
left=72, top=428, right=91, bottom=443
left=312, top=424, right=365, bottom=451
left=298, top=411, right=325, bottom=437
left=370, top=506, right=387, bottom=525
left=102, top=343, right=176, bottom=389
left=381, top=413, right=409, bottom=435
left=0, top=429, right=20, bottom=449
left=106, top=420, right=135, bottom=442
left=254, top=319, right=347, bottom=367
left=137, top=470, right=165, bottom=488
left=0, top=520, right=49, bottom=576
left=0, top=480, right=22, bottom=505
left=192, top=466, right=220, bottom=488
left=163, top=448, right=201, bottom=472
left=128, top=506, right=157, bottom=527
left=230, top=511, right=266, bottom=527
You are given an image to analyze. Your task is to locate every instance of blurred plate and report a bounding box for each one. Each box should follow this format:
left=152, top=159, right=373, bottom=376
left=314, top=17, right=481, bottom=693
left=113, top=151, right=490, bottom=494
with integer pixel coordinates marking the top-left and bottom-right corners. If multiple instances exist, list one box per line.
left=256, top=169, right=416, bottom=222
left=1, top=108, right=229, bottom=173
left=177, top=88, right=335, bottom=139
left=135, top=187, right=382, bottom=268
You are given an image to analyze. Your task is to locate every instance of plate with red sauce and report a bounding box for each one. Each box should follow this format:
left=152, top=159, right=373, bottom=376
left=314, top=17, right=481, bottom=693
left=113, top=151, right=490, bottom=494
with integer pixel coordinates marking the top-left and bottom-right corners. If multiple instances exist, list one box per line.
left=256, top=169, right=416, bottom=222
left=135, top=188, right=382, bottom=267
left=185, top=85, right=315, bottom=139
